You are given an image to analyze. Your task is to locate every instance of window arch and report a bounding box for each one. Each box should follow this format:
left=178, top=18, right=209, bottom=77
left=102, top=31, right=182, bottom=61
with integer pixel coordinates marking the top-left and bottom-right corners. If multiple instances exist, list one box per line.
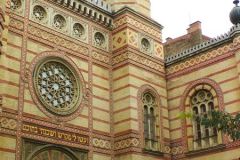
left=191, top=89, right=218, bottom=150
left=181, top=78, right=224, bottom=151
left=142, top=92, right=159, bottom=150
left=24, top=141, right=87, bottom=160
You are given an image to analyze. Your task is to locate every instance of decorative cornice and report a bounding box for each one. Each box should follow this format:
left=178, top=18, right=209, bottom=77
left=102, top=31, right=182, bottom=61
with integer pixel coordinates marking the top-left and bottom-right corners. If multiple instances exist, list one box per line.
left=85, top=0, right=111, bottom=12
left=113, top=7, right=163, bottom=30
left=48, top=0, right=113, bottom=28
left=165, top=25, right=240, bottom=66
left=50, top=0, right=111, bottom=13
left=166, top=43, right=232, bottom=75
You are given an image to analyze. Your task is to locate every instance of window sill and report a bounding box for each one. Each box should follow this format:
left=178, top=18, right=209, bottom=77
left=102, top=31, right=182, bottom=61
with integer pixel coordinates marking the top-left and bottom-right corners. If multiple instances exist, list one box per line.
left=185, top=144, right=226, bottom=157
left=143, top=149, right=164, bottom=157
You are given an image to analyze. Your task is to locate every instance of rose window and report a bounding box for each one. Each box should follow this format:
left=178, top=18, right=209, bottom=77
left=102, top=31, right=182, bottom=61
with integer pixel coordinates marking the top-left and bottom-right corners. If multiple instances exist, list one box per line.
left=34, top=59, right=80, bottom=115
left=10, top=0, right=22, bottom=10
left=33, top=5, right=47, bottom=21
left=94, top=32, right=105, bottom=47
left=73, top=23, right=85, bottom=38
left=53, top=14, right=66, bottom=30
left=141, top=38, right=151, bottom=52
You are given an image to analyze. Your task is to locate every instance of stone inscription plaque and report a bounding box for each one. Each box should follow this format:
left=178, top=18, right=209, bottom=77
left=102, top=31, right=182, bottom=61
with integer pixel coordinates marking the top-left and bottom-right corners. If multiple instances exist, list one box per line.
left=22, top=123, right=89, bottom=145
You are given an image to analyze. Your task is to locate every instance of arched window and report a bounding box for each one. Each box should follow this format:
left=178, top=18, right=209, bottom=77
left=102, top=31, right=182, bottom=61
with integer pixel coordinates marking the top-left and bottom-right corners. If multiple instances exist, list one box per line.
left=142, top=92, right=158, bottom=150
left=191, top=89, right=218, bottom=150
left=23, top=141, right=87, bottom=160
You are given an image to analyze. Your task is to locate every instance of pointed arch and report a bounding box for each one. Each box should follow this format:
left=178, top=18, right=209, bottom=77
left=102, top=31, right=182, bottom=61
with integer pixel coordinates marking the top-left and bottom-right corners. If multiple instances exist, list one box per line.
left=137, top=84, right=163, bottom=151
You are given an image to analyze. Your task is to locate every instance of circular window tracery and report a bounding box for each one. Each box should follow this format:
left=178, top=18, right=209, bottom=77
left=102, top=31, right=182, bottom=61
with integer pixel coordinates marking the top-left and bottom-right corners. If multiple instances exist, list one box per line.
left=33, top=5, right=47, bottom=21
left=53, top=14, right=66, bottom=30
left=73, top=23, right=85, bottom=38
left=34, top=58, right=81, bottom=116
left=10, top=0, right=22, bottom=10
left=94, top=32, right=105, bottom=47
left=143, top=93, right=155, bottom=105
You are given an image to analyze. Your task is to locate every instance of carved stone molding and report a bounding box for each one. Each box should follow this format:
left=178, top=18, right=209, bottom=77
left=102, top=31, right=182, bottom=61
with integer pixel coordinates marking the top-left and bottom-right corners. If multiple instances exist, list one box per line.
left=28, top=25, right=89, bottom=56
left=113, top=51, right=165, bottom=73
left=0, top=117, right=17, bottom=130
left=166, top=44, right=232, bottom=75
left=114, top=16, right=161, bottom=40
left=93, top=138, right=111, bottom=150
left=114, top=138, right=140, bottom=150
left=0, top=6, right=5, bottom=54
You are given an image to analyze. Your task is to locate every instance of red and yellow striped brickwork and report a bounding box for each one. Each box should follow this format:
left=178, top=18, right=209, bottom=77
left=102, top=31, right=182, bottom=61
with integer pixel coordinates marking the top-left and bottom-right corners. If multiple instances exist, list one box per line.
left=1, top=0, right=240, bottom=160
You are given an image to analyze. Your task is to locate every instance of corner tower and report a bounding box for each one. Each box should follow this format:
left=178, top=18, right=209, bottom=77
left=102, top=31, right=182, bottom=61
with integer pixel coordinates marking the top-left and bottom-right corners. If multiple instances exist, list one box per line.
left=104, top=0, right=151, bottom=17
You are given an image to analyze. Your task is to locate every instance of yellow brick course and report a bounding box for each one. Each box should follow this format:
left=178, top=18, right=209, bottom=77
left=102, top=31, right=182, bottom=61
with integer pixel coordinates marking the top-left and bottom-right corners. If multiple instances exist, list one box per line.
left=93, top=108, right=110, bottom=122
left=93, top=65, right=109, bottom=79
left=93, top=98, right=110, bottom=111
left=93, top=153, right=111, bottom=160
left=68, top=117, right=88, bottom=128
left=93, top=76, right=109, bottom=89
left=3, top=97, right=18, bottom=110
left=93, top=86, right=110, bottom=100
left=8, top=32, right=22, bottom=47
left=0, top=69, right=19, bottom=85
left=0, top=151, right=15, bottom=160
left=0, top=136, right=16, bottom=150
left=23, top=102, right=47, bottom=118
left=93, top=120, right=110, bottom=133
left=27, top=40, right=51, bottom=53
left=6, top=45, right=21, bottom=59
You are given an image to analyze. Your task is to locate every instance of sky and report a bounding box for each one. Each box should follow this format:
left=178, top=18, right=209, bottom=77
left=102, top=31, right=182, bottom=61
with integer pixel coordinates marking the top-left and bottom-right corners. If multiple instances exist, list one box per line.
left=151, top=0, right=234, bottom=41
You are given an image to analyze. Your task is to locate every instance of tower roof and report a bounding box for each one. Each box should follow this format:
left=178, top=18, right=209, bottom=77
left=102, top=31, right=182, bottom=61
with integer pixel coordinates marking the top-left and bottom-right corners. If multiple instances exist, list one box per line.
left=230, top=0, right=240, bottom=25
left=85, top=0, right=111, bottom=12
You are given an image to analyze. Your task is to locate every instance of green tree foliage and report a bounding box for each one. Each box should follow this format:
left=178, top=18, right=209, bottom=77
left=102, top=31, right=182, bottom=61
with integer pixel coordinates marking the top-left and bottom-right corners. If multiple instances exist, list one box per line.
left=179, top=110, right=240, bottom=141
left=201, top=110, right=240, bottom=141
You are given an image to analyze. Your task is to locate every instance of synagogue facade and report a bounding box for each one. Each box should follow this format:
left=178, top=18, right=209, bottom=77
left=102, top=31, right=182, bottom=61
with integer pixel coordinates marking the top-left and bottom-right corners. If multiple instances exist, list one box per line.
left=1, top=0, right=240, bottom=159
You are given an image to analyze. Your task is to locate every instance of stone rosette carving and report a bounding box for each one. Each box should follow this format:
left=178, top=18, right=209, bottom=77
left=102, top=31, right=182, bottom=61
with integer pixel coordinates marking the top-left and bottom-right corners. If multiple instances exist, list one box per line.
left=71, top=20, right=88, bottom=43
left=10, top=0, right=22, bottom=10
left=92, top=28, right=109, bottom=51
left=31, top=4, right=48, bottom=25
left=10, top=0, right=25, bottom=15
left=139, top=34, right=153, bottom=55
